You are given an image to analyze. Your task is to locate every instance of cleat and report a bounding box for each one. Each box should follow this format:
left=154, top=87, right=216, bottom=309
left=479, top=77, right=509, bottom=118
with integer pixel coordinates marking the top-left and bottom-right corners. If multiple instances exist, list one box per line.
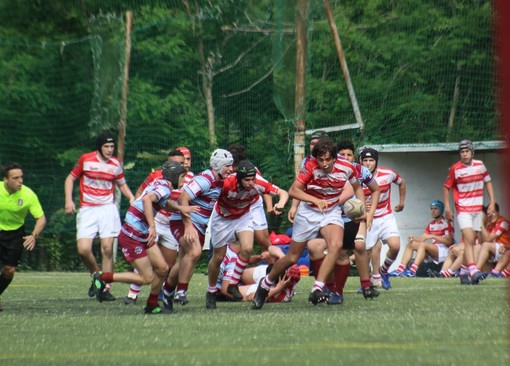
left=427, top=269, right=441, bottom=278
left=401, top=269, right=415, bottom=278
left=163, top=290, right=174, bottom=310
left=381, top=273, right=391, bottom=290
left=88, top=282, right=95, bottom=298
left=357, top=287, right=363, bottom=294
left=205, top=291, right=217, bottom=309
left=124, top=296, right=137, bottom=305
left=459, top=275, right=471, bottom=285
left=490, top=272, right=505, bottom=278
left=101, top=291, right=116, bottom=302
left=144, top=304, right=172, bottom=315
left=326, top=291, right=343, bottom=305
left=388, top=270, right=402, bottom=277
left=471, top=272, right=488, bottom=285
left=252, top=281, right=269, bottom=310
left=362, top=287, right=380, bottom=299
left=227, top=284, right=243, bottom=301
left=174, top=290, right=188, bottom=306
left=92, top=272, right=106, bottom=302
left=308, top=289, right=328, bottom=305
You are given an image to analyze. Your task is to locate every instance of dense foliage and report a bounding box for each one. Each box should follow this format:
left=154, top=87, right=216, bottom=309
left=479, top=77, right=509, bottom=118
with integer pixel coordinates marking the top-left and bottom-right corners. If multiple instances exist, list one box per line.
left=0, top=0, right=495, bottom=270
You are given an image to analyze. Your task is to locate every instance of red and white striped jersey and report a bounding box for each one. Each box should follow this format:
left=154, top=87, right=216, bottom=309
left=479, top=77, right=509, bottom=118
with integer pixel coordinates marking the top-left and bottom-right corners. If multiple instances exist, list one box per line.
left=215, top=173, right=280, bottom=219
left=137, top=169, right=194, bottom=217
left=444, top=159, right=491, bottom=213
left=424, top=217, right=454, bottom=245
left=70, top=151, right=126, bottom=207
left=363, top=166, right=402, bottom=218
left=298, top=157, right=357, bottom=212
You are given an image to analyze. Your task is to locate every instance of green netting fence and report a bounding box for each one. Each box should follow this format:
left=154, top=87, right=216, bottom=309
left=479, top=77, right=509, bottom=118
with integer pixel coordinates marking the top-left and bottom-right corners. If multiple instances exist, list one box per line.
left=0, top=0, right=499, bottom=270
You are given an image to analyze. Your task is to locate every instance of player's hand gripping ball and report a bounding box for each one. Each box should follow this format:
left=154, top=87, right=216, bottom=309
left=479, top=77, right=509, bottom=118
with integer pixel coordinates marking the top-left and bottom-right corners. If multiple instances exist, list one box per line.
left=343, top=198, right=365, bottom=220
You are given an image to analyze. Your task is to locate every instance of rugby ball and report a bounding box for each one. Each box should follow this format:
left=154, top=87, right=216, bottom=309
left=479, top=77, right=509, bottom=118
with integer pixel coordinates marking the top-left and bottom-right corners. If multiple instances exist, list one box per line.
left=343, top=198, right=365, bottom=219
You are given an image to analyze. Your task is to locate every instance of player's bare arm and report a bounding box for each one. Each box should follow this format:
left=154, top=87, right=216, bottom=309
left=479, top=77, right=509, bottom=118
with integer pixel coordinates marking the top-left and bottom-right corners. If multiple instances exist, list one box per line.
left=394, top=178, right=406, bottom=212
left=64, top=174, right=77, bottom=214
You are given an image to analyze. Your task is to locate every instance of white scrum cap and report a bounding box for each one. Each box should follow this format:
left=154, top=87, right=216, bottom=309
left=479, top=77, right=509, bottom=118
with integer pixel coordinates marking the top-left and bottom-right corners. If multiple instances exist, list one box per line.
left=210, top=148, right=234, bottom=172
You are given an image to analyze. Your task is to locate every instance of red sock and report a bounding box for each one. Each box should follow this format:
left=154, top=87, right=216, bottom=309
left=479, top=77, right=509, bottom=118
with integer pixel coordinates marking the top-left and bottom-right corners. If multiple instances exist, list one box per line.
left=309, top=258, right=324, bottom=278
left=360, top=278, right=371, bottom=290
left=99, top=272, right=114, bottom=283
left=177, top=283, right=188, bottom=292
left=146, top=292, right=159, bottom=308
left=334, top=263, right=350, bottom=296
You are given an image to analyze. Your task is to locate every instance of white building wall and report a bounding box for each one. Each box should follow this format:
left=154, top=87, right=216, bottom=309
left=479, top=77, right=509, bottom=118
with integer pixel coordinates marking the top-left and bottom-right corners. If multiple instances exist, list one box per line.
left=377, top=150, right=506, bottom=270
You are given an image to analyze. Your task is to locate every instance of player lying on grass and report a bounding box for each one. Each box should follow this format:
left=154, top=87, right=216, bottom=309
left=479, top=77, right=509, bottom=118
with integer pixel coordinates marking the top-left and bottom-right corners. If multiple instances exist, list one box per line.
left=215, top=242, right=300, bottom=304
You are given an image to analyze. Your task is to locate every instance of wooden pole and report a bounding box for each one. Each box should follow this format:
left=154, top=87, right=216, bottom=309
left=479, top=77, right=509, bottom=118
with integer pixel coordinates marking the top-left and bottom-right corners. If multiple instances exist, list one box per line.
left=117, top=10, right=132, bottom=164
left=294, top=0, right=308, bottom=177
left=323, top=0, right=365, bottom=136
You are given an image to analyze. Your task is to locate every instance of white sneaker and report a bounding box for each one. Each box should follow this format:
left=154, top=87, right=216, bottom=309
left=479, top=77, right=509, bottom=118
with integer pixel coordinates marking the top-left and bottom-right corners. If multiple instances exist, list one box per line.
left=371, top=278, right=382, bottom=288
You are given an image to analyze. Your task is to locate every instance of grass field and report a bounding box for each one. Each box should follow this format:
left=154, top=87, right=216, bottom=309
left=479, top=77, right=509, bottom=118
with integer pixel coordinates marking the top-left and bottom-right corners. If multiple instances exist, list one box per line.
left=1, top=272, right=508, bottom=366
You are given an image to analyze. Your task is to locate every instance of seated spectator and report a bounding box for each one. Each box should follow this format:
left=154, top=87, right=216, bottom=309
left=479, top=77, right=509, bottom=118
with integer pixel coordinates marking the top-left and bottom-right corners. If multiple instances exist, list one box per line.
left=473, top=203, right=510, bottom=283
left=428, top=243, right=464, bottom=278
left=390, top=200, right=453, bottom=277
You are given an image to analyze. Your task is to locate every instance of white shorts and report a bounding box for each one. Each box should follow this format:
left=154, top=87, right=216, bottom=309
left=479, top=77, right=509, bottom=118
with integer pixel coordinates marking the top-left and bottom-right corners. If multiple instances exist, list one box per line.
left=246, top=266, right=269, bottom=296
left=292, top=204, right=344, bottom=243
left=456, top=212, right=482, bottom=231
left=155, top=212, right=179, bottom=250
left=424, top=244, right=449, bottom=264
left=210, top=209, right=254, bottom=249
left=203, top=216, right=213, bottom=251
left=488, top=243, right=504, bottom=263
left=252, top=265, right=268, bottom=284
left=76, top=204, right=121, bottom=240
left=251, top=197, right=268, bottom=231
left=365, top=214, right=400, bottom=250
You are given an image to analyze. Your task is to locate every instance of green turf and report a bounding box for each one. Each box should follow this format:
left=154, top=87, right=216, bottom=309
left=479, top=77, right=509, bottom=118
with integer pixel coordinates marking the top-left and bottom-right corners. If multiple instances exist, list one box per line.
left=0, top=272, right=508, bottom=366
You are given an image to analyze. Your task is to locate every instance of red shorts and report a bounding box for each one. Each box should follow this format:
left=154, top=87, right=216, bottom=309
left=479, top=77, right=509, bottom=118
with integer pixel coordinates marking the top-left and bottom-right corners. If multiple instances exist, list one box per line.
left=170, top=221, right=206, bottom=247
left=118, top=231, right=148, bottom=262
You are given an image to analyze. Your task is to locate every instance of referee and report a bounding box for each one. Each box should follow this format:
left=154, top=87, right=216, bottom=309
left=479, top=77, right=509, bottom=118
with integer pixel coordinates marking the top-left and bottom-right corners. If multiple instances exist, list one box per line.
left=0, top=162, right=46, bottom=311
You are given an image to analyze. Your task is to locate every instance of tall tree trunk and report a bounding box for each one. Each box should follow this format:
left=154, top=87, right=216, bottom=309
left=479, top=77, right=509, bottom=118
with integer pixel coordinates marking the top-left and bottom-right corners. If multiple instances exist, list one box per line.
left=447, top=62, right=461, bottom=140
left=198, top=37, right=216, bottom=148
left=294, top=0, right=308, bottom=177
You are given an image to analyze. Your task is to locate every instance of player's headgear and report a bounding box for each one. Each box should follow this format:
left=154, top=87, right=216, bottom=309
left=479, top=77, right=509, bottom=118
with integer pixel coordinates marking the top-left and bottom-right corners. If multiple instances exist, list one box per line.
left=356, top=145, right=367, bottom=162
left=285, top=264, right=301, bottom=285
left=311, top=130, right=328, bottom=140
left=96, top=131, right=115, bottom=151
left=236, top=160, right=256, bottom=185
left=430, top=200, right=444, bottom=215
left=210, top=149, right=234, bottom=172
left=458, top=139, right=474, bottom=152
left=161, top=161, right=186, bottom=189
left=176, top=146, right=191, bottom=157
left=359, top=148, right=379, bottom=164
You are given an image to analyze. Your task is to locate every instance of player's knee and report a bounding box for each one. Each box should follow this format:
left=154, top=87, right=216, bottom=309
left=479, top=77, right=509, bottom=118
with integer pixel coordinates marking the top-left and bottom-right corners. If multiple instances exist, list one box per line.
left=287, top=253, right=300, bottom=264
left=101, top=246, right=113, bottom=258
left=140, top=273, right=154, bottom=285
left=77, top=246, right=91, bottom=257
left=155, top=264, right=169, bottom=278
